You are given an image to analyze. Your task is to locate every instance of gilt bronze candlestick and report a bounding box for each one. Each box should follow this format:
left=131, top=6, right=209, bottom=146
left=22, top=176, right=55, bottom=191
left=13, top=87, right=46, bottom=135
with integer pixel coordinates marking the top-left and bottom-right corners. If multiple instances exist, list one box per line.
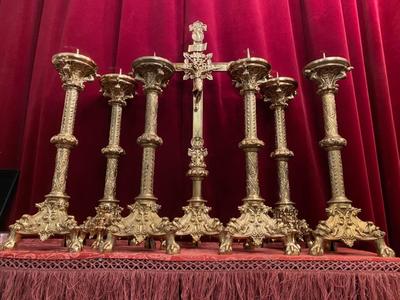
left=81, top=73, right=135, bottom=249
left=304, top=56, right=395, bottom=257
left=219, top=56, right=298, bottom=255
left=102, top=56, right=180, bottom=254
left=0, top=52, right=97, bottom=252
left=260, top=76, right=310, bottom=246
left=172, top=21, right=223, bottom=244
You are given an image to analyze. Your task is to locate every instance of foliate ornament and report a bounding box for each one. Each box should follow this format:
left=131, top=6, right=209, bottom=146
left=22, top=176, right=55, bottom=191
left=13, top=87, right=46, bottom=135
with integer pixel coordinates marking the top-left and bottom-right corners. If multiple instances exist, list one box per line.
left=303, top=57, right=353, bottom=95
left=228, top=58, right=271, bottom=93
left=304, top=56, right=395, bottom=257
left=52, top=53, right=97, bottom=90
left=187, top=137, right=208, bottom=177
left=132, top=57, right=175, bottom=93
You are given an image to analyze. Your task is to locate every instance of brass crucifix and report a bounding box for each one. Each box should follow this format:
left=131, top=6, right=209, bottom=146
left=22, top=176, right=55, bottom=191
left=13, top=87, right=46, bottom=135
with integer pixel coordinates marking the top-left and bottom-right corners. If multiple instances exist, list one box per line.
left=172, top=21, right=227, bottom=244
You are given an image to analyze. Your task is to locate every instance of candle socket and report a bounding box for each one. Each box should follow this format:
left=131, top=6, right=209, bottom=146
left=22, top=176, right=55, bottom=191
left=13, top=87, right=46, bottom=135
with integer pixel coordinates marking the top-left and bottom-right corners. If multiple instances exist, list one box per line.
left=101, top=56, right=180, bottom=254
left=260, top=77, right=311, bottom=249
left=80, top=73, right=135, bottom=249
left=172, top=21, right=223, bottom=244
left=219, top=58, right=297, bottom=255
left=304, top=56, right=395, bottom=257
left=0, top=52, right=97, bottom=252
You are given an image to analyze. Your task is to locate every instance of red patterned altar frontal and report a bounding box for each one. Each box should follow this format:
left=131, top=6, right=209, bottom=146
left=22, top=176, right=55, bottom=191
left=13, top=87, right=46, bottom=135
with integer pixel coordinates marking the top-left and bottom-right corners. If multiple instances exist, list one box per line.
left=0, top=240, right=400, bottom=299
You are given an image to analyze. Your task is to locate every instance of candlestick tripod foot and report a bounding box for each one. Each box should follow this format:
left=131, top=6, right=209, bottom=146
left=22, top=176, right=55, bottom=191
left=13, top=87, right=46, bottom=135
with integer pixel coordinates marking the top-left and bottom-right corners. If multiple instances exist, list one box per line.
left=219, top=232, right=233, bottom=254
left=219, top=201, right=290, bottom=254
left=310, top=205, right=395, bottom=257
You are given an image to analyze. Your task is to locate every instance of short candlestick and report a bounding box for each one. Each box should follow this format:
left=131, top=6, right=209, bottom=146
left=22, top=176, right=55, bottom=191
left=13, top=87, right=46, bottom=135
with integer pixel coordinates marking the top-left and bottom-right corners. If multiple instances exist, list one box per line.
left=81, top=73, right=135, bottom=249
left=260, top=76, right=311, bottom=248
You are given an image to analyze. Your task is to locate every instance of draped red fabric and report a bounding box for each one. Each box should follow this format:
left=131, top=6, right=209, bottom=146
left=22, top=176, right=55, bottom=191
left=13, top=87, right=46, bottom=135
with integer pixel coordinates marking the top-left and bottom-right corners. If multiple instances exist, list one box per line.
left=0, top=0, right=399, bottom=253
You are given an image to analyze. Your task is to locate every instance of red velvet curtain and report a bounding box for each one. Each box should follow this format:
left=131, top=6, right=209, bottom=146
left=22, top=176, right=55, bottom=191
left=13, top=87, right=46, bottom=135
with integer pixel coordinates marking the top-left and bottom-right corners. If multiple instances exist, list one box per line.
left=0, top=0, right=399, bottom=253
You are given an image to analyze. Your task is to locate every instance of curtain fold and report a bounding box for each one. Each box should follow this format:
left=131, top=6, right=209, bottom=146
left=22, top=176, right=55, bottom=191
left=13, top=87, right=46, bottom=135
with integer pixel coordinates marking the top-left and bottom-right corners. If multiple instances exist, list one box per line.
left=0, top=0, right=398, bottom=253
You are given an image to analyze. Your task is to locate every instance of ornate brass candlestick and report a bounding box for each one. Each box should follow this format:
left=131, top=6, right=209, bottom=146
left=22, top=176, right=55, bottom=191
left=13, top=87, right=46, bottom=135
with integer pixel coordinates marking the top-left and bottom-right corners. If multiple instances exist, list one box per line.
left=260, top=77, right=310, bottom=246
left=81, top=73, right=135, bottom=249
left=0, top=52, right=97, bottom=252
left=219, top=56, right=298, bottom=255
left=102, top=56, right=180, bottom=254
left=304, top=56, right=395, bottom=257
left=172, top=21, right=223, bottom=243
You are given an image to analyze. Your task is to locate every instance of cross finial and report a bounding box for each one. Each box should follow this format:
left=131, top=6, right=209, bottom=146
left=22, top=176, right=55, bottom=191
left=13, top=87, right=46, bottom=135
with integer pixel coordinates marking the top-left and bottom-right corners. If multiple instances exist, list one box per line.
left=188, top=21, right=207, bottom=52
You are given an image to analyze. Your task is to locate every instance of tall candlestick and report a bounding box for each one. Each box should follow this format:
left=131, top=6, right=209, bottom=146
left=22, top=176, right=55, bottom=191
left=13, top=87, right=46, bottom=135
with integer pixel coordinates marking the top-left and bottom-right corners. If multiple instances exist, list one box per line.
left=1, top=52, right=97, bottom=252
left=172, top=20, right=223, bottom=245
left=81, top=73, right=135, bottom=249
left=260, top=76, right=310, bottom=249
left=102, top=56, right=180, bottom=254
left=304, top=56, right=395, bottom=257
left=219, top=56, right=294, bottom=255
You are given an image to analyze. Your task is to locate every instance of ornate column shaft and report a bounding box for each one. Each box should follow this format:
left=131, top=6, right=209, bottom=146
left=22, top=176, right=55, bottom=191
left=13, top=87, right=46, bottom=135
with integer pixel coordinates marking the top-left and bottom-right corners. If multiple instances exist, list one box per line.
left=304, top=56, right=395, bottom=257
left=81, top=73, right=135, bottom=249
left=219, top=57, right=298, bottom=255
left=172, top=21, right=223, bottom=243
left=1, top=52, right=97, bottom=252
left=241, top=89, right=263, bottom=200
left=137, top=88, right=160, bottom=200
left=261, top=77, right=310, bottom=245
left=102, top=56, right=180, bottom=254
left=48, top=88, right=78, bottom=198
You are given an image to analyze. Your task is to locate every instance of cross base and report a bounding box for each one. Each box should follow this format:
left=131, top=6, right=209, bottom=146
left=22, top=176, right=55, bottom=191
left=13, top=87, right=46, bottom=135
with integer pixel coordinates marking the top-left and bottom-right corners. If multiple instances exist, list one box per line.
left=173, top=202, right=223, bottom=243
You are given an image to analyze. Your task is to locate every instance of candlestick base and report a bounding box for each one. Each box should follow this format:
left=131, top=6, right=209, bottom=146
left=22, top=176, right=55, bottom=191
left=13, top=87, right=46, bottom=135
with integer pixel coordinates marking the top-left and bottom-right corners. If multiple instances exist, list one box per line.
left=274, top=204, right=312, bottom=247
left=173, top=203, right=223, bottom=242
left=219, top=201, right=300, bottom=255
left=310, top=204, right=395, bottom=257
left=0, top=197, right=81, bottom=252
left=100, top=200, right=180, bottom=254
left=80, top=202, right=123, bottom=249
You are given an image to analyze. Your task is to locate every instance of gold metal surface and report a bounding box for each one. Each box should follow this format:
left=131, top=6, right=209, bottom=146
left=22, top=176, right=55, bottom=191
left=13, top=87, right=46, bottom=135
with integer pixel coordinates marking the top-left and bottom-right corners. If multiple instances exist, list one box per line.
left=0, top=52, right=97, bottom=252
left=81, top=73, right=135, bottom=249
left=101, top=56, right=180, bottom=254
left=172, top=21, right=223, bottom=243
left=261, top=77, right=311, bottom=247
left=219, top=58, right=298, bottom=255
left=304, top=56, right=395, bottom=257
